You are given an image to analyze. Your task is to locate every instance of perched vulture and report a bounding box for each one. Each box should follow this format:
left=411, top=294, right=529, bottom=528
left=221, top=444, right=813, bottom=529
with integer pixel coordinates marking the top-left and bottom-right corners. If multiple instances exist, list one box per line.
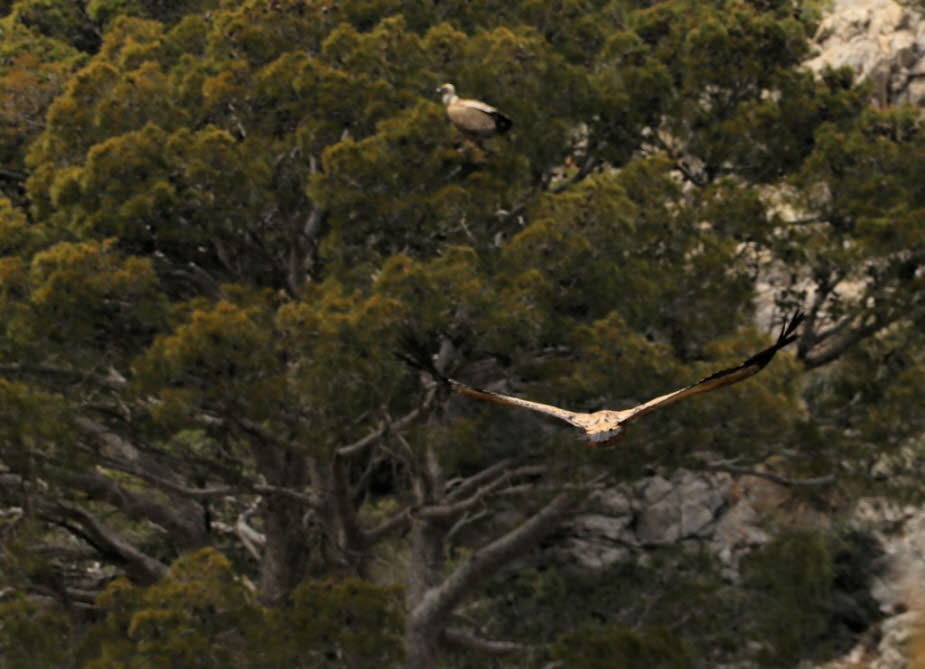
left=437, top=83, right=513, bottom=140
left=399, top=312, right=803, bottom=447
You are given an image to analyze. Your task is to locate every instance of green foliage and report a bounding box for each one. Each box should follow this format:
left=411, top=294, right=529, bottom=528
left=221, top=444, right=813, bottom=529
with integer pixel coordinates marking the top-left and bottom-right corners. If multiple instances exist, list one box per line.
left=135, top=300, right=275, bottom=398
left=261, top=578, right=405, bottom=667
left=0, top=0, right=922, bottom=666
left=9, top=0, right=100, bottom=53
left=741, top=530, right=837, bottom=666
left=476, top=529, right=882, bottom=668
left=88, top=0, right=219, bottom=26
left=0, top=378, right=67, bottom=445
left=82, top=549, right=258, bottom=668
left=134, top=280, right=404, bottom=441
left=0, top=13, right=85, bottom=179
left=275, top=281, right=406, bottom=439
left=477, top=549, right=744, bottom=665
left=505, top=159, right=755, bottom=341
left=552, top=625, right=695, bottom=669
left=78, top=548, right=404, bottom=668
left=0, top=196, right=39, bottom=254
left=0, top=238, right=165, bottom=365
left=0, top=595, right=76, bottom=669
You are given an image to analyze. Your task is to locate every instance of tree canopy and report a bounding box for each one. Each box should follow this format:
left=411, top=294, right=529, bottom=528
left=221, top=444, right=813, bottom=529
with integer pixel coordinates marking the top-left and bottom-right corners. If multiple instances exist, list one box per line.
left=1, top=0, right=924, bottom=666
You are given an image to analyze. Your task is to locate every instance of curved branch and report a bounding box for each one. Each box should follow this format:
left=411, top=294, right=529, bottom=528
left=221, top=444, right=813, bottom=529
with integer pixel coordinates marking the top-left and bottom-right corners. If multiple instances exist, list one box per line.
left=364, top=507, right=411, bottom=544
left=0, top=167, right=27, bottom=183
left=547, top=155, right=598, bottom=195
left=338, top=388, right=437, bottom=458
left=704, top=460, right=835, bottom=487
left=235, top=499, right=265, bottom=560
left=444, top=457, right=519, bottom=503
left=802, top=314, right=889, bottom=368
left=0, top=363, right=127, bottom=390
left=47, top=504, right=167, bottom=585
left=442, top=627, right=532, bottom=655
left=56, top=468, right=208, bottom=548
left=416, top=465, right=546, bottom=521
left=409, top=491, right=583, bottom=636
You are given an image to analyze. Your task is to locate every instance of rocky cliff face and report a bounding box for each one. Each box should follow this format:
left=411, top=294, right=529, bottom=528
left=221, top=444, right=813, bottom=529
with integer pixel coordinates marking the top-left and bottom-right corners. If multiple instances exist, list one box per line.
left=806, top=0, right=925, bottom=107
left=828, top=501, right=925, bottom=668
left=554, top=469, right=775, bottom=574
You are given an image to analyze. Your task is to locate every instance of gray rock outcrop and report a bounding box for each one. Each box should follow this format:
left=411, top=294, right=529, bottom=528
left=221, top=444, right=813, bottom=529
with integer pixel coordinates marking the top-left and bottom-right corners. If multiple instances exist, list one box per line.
left=806, top=0, right=925, bottom=107
left=555, top=469, right=773, bottom=573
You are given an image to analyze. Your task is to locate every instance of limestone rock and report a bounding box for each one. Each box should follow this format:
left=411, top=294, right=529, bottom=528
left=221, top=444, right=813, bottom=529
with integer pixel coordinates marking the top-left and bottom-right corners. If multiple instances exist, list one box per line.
left=635, top=470, right=726, bottom=545
left=806, top=0, right=925, bottom=107
left=555, top=469, right=771, bottom=572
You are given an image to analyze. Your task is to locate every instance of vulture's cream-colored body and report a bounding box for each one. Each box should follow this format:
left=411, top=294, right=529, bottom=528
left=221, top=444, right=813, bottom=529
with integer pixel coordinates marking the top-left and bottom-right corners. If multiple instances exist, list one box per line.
left=437, top=83, right=512, bottom=139
left=400, top=312, right=803, bottom=447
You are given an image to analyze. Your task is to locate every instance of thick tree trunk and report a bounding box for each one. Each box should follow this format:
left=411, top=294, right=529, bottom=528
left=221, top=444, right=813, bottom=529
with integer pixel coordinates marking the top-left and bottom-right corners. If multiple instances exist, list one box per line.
left=406, top=513, right=454, bottom=666
left=254, top=446, right=311, bottom=604
left=407, top=517, right=447, bottom=605
left=405, top=616, right=444, bottom=669
left=404, top=491, right=581, bottom=668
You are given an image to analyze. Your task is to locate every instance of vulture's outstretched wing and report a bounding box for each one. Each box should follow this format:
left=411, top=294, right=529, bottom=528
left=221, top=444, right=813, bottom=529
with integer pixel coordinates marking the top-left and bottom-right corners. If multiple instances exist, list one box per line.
left=620, top=311, right=804, bottom=423
left=396, top=336, right=584, bottom=428
left=397, top=312, right=803, bottom=445
left=449, top=382, right=584, bottom=427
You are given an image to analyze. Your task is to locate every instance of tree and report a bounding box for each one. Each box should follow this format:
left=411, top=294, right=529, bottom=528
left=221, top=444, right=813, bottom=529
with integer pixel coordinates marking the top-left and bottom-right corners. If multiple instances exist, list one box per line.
left=1, top=0, right=923, bottom=666
left=73, top=548, right=405, bottom=667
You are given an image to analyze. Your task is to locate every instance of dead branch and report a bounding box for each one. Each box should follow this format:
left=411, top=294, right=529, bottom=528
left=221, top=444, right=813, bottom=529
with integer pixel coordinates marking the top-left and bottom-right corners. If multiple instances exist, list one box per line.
left=442, top=627, right=532, bottom=655
left=48, top=503, right=167, bottom=585
left=704, top=459, right=835, bottom=487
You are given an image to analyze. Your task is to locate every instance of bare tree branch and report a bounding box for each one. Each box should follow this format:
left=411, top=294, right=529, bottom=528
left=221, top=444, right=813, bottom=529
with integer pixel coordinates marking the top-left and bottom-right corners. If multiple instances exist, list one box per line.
left=120, top=463, right=318, bottom=506
left=285, top=154, right=326, bottom=295
left=442, top=627, right=532, bottom=655
left=72, top=417, right=144, bottom=463
left=55, top=468, right=208, bottom=548
left=75, top=417, right=319, bottom=506
left=0, top=363, right=127, bottom=390
left=48, top=503, right=167, bottom=585
left=802, top=313, right=889, bottom=368
left=547, top=155, right=598, bottom=195
left=444, top=457, right=519, bottom=503
left=331, top=455, right=368, bottom=569
left=446, top=510, right=490, bottom=545
left=408, top=490, right=585, bottom=650
left=417, top=467, right=543, bottom=520
left=704, top=459, right=835, bottom=487
left=30, top=543, right=101, bottom=562
left=235, top=499, right=265, bottom=560
left=0, top=167, right=27, bottom=183
left=337, top=388, right=437, bottom=458
left=364, top=506, right=412, bottom=544
left=235, top=417, right=297, bottom=449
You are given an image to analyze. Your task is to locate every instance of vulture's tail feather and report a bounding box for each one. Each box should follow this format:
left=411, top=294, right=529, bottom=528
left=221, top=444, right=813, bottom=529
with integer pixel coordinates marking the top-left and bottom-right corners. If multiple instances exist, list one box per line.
left=492, top=112, right=513, bottom=134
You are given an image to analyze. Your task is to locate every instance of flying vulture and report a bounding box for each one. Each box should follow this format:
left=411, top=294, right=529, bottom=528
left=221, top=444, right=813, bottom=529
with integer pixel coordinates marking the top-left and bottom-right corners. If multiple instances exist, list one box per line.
left=400, top=312, right=804, bottom=447
left=437, top=83, right=513, bottom=140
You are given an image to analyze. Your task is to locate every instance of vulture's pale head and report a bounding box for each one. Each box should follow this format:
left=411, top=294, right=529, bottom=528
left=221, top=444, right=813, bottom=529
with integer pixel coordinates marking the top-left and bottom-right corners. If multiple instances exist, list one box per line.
left=436, top=82, right=512, bottom=138
left=436, top=83, right=458, bottom=106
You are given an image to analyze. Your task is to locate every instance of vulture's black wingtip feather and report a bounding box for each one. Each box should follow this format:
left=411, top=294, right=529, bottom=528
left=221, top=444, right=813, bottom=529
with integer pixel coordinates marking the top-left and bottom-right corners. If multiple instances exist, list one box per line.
left=741, top=310, right=805, bottom=370
left=777, top=310, right=805, bottom=348
left=394, top=328, right=449, bottom=384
